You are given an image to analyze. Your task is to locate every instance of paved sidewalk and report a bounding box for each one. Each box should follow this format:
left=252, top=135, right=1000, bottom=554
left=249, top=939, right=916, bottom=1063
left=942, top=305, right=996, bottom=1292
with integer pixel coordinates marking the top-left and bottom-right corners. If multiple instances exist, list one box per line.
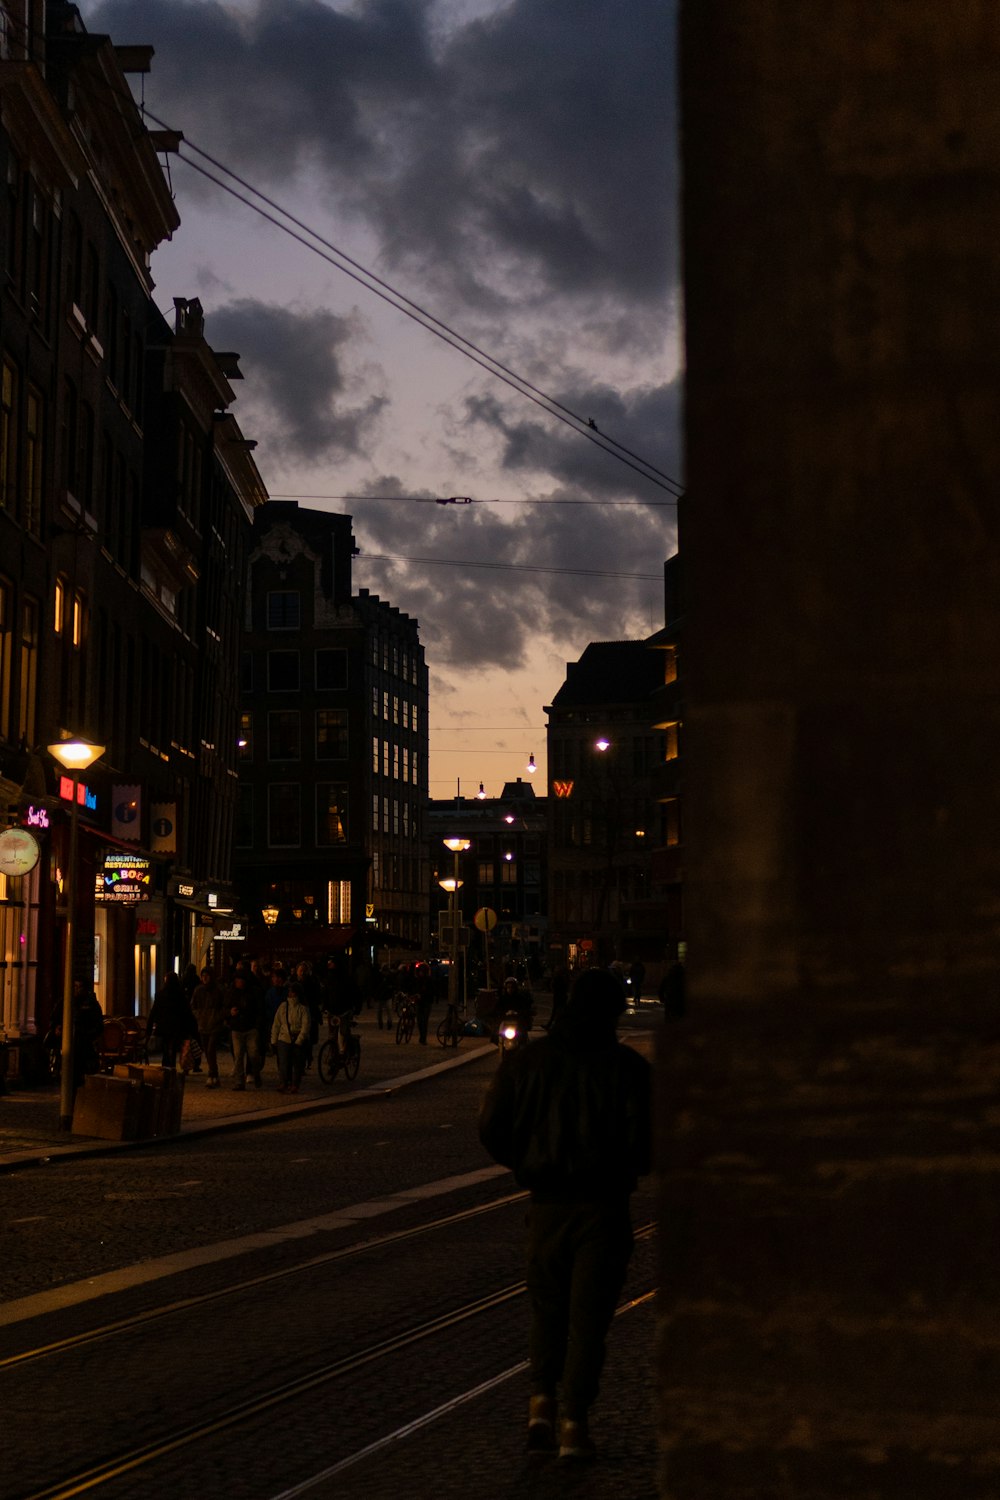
left=0, top=1009, right=497, bottom=1172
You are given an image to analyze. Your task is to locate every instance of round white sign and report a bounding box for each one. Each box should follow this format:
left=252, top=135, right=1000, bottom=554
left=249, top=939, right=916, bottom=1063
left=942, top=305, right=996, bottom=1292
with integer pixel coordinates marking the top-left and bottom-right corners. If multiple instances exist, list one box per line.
left=0, top=827, right=41, bottom=877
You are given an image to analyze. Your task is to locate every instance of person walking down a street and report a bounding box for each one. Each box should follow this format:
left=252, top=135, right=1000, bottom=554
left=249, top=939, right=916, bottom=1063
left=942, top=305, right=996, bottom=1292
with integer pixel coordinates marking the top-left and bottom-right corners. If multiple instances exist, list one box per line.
left=71, top=977, right=104, bottom=1086
left=270, top=981, right=312, bottom=1094
left=191, top=966, right=227, bottom=1088
left=294, top=961, right=324, bottom=1069
left=478, top=968, right=652, bottom=1462
left=147, top=971, right=197, bottom=1070
left=226, top=971, right=264, bottom=1090
left=414, top=962, right=434, bottom=1045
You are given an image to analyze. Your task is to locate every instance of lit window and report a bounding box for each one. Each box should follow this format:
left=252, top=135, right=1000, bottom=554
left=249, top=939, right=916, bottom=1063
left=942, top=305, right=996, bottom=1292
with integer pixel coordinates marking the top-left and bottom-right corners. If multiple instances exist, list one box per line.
left=316, top=709, right=348, bottom=760
left=316, top=784, right=348, bottom=845
left=72, top=591, right=84, bottom=648
left=54, top=577, right=65, bottom=634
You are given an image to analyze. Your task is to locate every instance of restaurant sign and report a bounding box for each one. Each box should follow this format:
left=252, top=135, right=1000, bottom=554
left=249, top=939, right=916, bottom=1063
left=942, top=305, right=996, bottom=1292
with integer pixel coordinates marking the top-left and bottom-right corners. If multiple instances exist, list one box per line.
left=95, top=852, right=152, bottom=903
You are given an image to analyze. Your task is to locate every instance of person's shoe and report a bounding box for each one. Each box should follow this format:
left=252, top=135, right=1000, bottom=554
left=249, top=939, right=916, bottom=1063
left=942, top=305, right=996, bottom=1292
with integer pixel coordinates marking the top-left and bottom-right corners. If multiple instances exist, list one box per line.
left=254, top=1078, right=263, bottom=1089
left=558, top=1418, right=596, bottom=1460
left=527, top=1395, right=556, bottom=1454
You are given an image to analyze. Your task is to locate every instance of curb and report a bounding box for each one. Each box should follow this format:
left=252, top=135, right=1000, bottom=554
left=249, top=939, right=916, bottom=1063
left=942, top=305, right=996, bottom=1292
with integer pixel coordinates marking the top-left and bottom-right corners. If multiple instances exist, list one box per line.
left=0, top=1041, right=497, bottom=1174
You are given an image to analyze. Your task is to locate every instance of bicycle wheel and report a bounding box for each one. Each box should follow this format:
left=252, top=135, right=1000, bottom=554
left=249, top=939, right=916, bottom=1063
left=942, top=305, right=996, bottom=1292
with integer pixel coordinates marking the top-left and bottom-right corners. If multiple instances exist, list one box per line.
left=403, top=1011, right=414, bottom=1043
left=344, top=1040, right=361, bottom=1080
left=317, top=1039, right=339, bottom=1084
left=395, top=1015, right=407, bottom=1045
left=436, top=1017, right=450, bottom=1048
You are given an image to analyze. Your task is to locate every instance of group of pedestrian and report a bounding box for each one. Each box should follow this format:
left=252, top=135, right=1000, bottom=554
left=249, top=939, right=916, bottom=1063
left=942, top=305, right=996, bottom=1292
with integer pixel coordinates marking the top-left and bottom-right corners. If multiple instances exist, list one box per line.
left=143, top=955, right=354, bottom=1092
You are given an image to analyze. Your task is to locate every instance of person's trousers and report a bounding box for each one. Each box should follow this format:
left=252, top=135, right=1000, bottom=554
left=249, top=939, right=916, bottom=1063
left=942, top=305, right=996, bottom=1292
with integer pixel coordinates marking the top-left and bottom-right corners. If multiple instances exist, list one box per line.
left=276, top=1040, right=304, bottom=1088
left=526, top=1198, right=634, bottom=1420
left=231, top=1027, right=261, bottom=1083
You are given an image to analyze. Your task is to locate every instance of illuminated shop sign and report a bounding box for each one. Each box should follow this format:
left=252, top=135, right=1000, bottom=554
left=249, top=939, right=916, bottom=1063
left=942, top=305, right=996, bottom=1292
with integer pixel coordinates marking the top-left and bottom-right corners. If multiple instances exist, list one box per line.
left=215, top=921, right=246, bottom=942
left=25, top=805, right=50, bottom=829
left=59, top=777, right=98, bottom=811
left=95, top=853, right=152, bottom=903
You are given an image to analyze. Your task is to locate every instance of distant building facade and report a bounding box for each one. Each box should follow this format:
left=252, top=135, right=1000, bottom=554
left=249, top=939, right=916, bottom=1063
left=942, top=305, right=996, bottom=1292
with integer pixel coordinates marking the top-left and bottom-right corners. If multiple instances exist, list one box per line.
left=545, top=640, right=665, bottom=972
left=234, top=504, right=429, bottom=970
left=647, top=554, right=684, bottom=960
left=427, top=778, right=547, bottom=988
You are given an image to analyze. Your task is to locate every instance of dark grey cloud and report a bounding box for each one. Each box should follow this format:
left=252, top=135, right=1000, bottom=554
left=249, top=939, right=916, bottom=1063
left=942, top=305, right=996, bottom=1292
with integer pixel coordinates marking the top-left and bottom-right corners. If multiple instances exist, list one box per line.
left=204, top=300, right=388, bottom=460
left=461, top=374, right=683, bottom=499
left=350, top=468, right=674, bottom=673
left=85, top=0, right=677, bottom=317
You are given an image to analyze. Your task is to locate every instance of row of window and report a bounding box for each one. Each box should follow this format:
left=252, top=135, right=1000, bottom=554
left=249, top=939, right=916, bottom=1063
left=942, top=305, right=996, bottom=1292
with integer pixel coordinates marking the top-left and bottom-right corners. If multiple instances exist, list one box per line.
left=372, top=795, right=421, bottom=838
left=370, top=632, right=420, bottom=686
left=371, top=737, right=420, bottom=785
left=371, top=686, right=420, bottom=732
left=236, top=783, right=349, bottom=850
left=240, top=709, right=349, bottom=763
left=0, top=358, right=44, bottom=535
left=243, top=648, right=348, bottom=694
left=547, top=732, right=671, bottom=775
left=5, top=157, right=55, bottom=337
left=0, top=578, right=38, bottom=744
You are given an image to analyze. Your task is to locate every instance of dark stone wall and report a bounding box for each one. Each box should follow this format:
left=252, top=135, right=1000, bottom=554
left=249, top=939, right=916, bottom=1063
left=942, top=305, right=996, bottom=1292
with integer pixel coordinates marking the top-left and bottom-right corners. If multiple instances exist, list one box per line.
left=659, top=5, right=1000, bottom=1493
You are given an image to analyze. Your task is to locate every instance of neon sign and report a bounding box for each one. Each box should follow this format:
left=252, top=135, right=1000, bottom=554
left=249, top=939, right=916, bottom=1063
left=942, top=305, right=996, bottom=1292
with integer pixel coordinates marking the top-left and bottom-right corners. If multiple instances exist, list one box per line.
left=25, top=805, right=50, bottom=829
left=59, top=776, right=97, bottom=811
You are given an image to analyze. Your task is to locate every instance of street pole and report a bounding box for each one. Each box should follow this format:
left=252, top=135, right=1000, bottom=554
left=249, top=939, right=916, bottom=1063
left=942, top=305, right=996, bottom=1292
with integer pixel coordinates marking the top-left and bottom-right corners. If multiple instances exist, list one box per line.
left=58, top=772, right=81, bottom=1130
left=449, top=859, right=459, bottom=1014
left=48, top=736, right=104, bottom=1131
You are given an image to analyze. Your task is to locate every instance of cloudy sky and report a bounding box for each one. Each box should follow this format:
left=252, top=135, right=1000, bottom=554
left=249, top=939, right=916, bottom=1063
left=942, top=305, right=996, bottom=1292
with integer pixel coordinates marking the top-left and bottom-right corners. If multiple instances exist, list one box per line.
left=81, top=0, right=682, bottom=797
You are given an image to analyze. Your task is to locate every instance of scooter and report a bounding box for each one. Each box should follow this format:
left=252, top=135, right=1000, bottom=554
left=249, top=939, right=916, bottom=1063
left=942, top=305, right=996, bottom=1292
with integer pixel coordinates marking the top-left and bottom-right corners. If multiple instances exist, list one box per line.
left=497, top=1009, right=530, bottom=1055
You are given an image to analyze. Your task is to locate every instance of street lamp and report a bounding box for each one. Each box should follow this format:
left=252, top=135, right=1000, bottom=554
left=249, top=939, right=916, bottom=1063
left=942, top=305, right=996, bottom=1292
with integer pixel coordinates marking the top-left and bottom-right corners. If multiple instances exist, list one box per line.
left=442, top=837, right=471, bottom=1012
left=47, top=735, right=105, bottom=1130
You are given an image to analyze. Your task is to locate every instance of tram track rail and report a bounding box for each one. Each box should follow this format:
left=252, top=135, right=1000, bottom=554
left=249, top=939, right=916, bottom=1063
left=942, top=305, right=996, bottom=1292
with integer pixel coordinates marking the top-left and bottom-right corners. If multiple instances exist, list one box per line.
left=11, top=1224, right=657, bottom=1500
left=1, top=1190, right=528, bottom=1372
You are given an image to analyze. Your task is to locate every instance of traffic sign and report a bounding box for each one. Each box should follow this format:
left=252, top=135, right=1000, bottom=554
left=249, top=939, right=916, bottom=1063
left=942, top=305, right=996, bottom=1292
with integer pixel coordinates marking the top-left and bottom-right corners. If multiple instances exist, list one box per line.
left=474, top=907, right=498, bottom=933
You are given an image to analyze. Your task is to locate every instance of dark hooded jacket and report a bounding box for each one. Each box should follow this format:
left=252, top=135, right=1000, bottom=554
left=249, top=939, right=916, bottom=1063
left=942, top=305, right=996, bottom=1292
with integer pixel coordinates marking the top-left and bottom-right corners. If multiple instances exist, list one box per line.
left=478, top=993, right=651, bottom=1203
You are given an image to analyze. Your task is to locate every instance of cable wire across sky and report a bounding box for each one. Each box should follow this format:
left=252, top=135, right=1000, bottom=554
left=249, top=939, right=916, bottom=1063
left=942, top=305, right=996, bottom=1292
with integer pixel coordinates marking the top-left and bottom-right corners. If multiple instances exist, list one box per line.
left=130, top=103, right=683, bottom=500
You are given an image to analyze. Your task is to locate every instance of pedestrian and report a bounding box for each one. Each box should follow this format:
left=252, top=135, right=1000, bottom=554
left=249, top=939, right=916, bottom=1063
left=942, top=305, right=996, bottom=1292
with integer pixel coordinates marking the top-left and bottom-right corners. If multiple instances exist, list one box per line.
left=225, top=971, right=264, bottom=1090
left=264, top=963, right=288, bottom=1037
left=544, top=968, right=570, bottom=1030
left=190, top=966, right=227, bottom=1088
left=376, top=966, right=395, bottom=1031
left=180, top=964, right=203, bottom=1067
left=658, top=955, right=686, bottom=1019
left=413, top=962, right=433, bottom=1044
left=478, top=968, right=652, bottom=1461
left=294, top=961, right=324, bottom=1068
left=71, top=977, right=104, bottom=1086
left=270, top=981, right=312, bottom=1093
left=147, top=971, right=197, bottom=1070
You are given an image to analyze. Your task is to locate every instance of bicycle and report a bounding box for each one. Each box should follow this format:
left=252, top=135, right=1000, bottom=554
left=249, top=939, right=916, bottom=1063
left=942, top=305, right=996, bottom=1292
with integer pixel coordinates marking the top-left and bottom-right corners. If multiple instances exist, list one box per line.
left=436, top=1001, right=463, bottom=1048
left=317, top=1013, right=361, bottom=1083
left=395, top=993, right=416, bottom=1045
